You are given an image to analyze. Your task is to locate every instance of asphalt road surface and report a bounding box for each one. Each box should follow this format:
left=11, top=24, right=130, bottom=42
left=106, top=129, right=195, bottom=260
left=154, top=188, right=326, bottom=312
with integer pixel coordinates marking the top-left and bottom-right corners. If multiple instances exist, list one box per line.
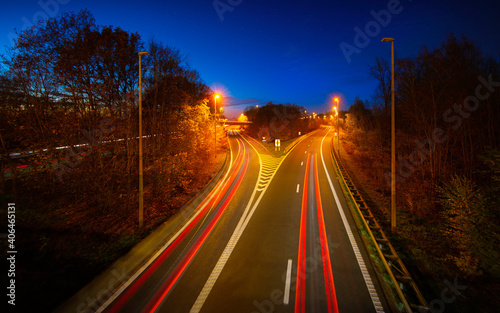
left=103, top=127, right=389, bottom=313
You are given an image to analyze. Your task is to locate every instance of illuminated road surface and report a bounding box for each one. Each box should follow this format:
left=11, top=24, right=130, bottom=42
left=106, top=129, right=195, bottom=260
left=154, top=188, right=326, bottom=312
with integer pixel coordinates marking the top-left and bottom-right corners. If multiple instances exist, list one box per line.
left=103, top=128, right=388, bottom=313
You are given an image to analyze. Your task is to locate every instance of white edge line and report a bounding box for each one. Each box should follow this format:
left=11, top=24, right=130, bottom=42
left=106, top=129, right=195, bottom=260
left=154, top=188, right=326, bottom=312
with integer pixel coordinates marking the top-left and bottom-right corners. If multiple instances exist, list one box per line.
left=283, top=259, right=292, bottom=305
left=319, top=129, right=384, bottom=312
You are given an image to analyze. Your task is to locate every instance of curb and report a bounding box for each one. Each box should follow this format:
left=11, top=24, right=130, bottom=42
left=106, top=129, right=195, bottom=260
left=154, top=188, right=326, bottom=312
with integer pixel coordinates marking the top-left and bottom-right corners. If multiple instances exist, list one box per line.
left=54, top=149, right=231, bottom=313
left=239, top=132, right=269, bottom=154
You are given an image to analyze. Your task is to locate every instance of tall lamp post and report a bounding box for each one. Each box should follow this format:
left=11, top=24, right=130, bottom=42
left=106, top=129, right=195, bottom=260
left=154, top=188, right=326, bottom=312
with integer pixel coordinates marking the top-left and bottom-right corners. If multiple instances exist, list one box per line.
left=214, top=94, right=220, bottom=158
left=138, top=51, right=149, bottom=228
left=334, top=97, right=340, bottom=155
left=382, top=37, right=396, bottom=233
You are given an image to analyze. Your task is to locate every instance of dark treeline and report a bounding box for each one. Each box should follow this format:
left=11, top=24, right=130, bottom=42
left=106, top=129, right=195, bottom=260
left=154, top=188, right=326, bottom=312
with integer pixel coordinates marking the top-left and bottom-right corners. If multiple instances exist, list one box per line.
left=0, top=10, right=220, bottom=311
left=345, top=34, right=500, bottom=282
left=243, top=102, right=320, bottom=141
left=0, top=9, right=216, bottom=227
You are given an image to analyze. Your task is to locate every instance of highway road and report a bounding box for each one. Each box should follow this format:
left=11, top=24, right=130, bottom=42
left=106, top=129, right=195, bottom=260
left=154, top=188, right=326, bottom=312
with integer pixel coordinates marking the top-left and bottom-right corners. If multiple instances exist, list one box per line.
left=101, top=127, right=389, bottom=313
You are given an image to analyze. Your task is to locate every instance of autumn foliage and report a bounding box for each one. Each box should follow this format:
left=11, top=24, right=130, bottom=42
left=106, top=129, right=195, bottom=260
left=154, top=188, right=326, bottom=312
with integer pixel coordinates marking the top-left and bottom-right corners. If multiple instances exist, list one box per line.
left=0, top=10, right=219, bottom=311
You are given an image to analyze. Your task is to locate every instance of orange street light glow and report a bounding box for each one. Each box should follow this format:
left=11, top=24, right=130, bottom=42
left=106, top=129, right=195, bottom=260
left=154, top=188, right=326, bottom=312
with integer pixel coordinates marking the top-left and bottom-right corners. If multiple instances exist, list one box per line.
left=210, top=83, right=228, bottom=100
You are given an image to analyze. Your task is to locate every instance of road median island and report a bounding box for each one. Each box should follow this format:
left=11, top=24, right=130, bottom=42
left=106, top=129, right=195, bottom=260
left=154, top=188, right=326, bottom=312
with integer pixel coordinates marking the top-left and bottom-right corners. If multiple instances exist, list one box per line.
left=54, top=149, right=232, bottom=313
left=240, top=127, right=323, bottom=157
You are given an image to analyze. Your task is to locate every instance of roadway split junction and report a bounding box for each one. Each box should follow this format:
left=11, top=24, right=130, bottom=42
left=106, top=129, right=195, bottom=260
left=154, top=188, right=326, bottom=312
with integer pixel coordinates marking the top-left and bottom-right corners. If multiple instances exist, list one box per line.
left=57, top=127, right=429, bottom=313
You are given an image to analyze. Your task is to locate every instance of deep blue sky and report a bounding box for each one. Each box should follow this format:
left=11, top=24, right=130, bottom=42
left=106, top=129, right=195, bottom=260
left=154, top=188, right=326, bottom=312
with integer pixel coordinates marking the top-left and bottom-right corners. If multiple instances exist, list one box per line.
left=1, top=0, right=499, bottom=118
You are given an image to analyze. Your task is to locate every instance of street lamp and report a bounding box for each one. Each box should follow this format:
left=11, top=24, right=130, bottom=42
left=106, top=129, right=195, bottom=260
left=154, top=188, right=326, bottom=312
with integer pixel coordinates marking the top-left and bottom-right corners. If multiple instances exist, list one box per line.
left=138, top=51, right=149, bottom=228
left=214, top=94, right=220, bottom=158
left=334, top=97, right=340, bottom=154
left=382, top=37, right=396, bottom=233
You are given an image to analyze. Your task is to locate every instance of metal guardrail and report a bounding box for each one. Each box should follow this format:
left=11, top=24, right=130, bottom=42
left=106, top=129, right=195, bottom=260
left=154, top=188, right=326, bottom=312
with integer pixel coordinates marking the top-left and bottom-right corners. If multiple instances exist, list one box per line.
left=330, top=139, right=429, bottom=313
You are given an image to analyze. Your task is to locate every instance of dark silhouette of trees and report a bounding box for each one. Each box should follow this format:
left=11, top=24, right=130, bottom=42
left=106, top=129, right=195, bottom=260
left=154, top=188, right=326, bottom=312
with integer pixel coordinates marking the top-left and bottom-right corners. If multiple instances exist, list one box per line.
left=1, top=9, right=214, bottom=223
left=0, top=12, right=216, bottom=311
left=351, top=34, right=500, bottom=280
left=347, top=97, right=372, bottom=131
left=369, top=57, right=391, bottom=111
left=244, top=102, right=313, bottom=141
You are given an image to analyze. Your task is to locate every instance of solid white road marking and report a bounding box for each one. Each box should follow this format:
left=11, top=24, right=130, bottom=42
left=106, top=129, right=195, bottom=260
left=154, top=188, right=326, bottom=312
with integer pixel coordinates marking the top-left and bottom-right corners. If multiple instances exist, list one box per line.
left=296, top=184, right=300, bottom=193
left=301, top=161, right=303, bottom=166
left=284, top=259, right=292, bottom=305
left=320, top=130, right=384, bottom=313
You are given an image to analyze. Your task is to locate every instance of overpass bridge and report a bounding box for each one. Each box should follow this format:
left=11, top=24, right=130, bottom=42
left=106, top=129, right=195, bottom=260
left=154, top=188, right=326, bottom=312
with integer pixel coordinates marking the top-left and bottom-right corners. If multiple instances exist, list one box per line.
left=223, top=120, right=252, bottom=126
